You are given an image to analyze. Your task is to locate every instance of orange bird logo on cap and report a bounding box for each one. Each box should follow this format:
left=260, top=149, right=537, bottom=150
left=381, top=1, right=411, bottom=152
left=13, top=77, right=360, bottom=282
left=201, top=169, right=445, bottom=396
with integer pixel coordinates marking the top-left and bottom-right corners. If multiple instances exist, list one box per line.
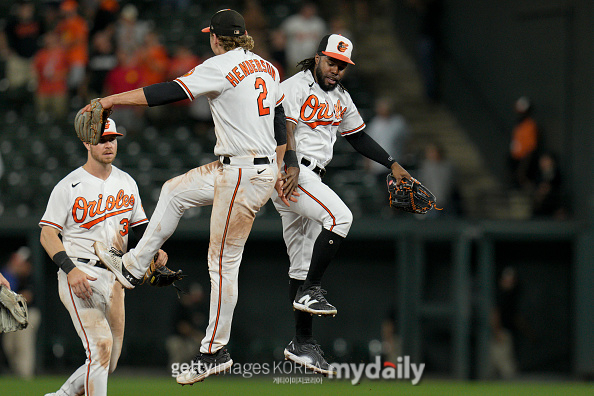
left=337, top=41, right=348, bottom=52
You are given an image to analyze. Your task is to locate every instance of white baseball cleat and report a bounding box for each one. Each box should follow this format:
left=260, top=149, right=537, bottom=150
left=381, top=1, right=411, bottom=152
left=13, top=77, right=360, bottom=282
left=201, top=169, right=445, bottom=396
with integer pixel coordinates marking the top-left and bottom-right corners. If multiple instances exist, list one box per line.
left=176, top=348, right=233, bottom=385
left=293, top=285, right=337, bottom=316
left=93, top=241, right=140, bottom=289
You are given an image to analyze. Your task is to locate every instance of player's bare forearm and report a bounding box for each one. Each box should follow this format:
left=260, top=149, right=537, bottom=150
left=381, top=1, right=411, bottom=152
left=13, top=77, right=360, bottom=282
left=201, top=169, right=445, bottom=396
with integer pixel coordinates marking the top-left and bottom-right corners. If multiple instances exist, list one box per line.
left=390, top=162, right=411, bottom=184
left=40, top=225, right=67, bottom=258
left=82, top=88, right=148, bottom=112
left=41, top=226, right=96, bottom=299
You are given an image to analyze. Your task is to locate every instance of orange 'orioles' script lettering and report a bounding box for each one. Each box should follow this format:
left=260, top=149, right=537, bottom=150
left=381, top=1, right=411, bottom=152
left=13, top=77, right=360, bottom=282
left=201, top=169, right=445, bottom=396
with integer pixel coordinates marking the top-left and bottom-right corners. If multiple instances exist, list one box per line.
left=72, top=190, right=135, bottom=229
left=225, top=59, right=276, bottom=87
left=299, top=95, right=347, bottom=129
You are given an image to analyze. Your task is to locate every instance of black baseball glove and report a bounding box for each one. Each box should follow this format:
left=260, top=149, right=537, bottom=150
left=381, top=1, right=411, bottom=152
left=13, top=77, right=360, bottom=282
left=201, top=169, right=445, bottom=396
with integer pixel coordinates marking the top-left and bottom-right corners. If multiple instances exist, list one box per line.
left=142, top=255, right=186, bottom=289
left=387, top=174, right=440, bottom=214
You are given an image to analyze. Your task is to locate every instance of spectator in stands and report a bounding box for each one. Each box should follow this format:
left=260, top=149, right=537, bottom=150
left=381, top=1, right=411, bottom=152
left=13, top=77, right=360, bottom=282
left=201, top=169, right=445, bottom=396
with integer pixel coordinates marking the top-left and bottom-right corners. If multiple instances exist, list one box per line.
left=86, top=29, right=117, bottom=99
left=138, top=31, right=169, bottom=86
left=489, top=266, right=520, bottom=379
left=0, top=0, right=44, bottom=99
left=509, top=96, right=539, bottom=190
left=407, top=0, right=443, bottom=103
left=280, top=2, right=327, bottom=75
left=242, top=0, right=269, bottom=57
left=365, top=97, right=411, bottom=209
left=166, top=44, right=201, bottom=120
left=33, top=31, right=69, bottom=120
left=103, top=49, right=145, bottom=134
left=114, top=4, right=149, bottom=57
left=532, top=151, right=566, bottom=219
left=165, top=282, right=207, bottom=368
left=269, top=28, right=287, bottom=73
left=90, top=0, right=120, bottom=37
left=55, top=0, right=89, bottom=102
left=0, top=246, right=41, bottom=379
left=417, top=142, right=459, bottom=217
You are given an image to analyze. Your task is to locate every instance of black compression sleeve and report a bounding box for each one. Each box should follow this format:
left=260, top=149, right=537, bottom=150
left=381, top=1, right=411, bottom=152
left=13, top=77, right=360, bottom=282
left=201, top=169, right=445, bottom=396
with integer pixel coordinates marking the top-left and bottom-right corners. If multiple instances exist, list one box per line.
left=143, top=82, right=188, bottom=107
left=344, top=131, right=396, bottom=169
left=274, top=104, right=287, bottom=146
left=129, top=222, right=148, bottom=250
left=53, top=251, right=76, bottom=274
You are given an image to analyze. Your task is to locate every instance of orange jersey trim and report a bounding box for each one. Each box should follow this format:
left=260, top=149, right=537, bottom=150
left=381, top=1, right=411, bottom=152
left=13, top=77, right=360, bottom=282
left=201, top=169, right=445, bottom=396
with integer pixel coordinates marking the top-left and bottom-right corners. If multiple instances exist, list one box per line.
left=174, top=78, right=194, bottom=100
left=40, top=220, right=63, bottom=230
left=340, top=123, right=366, bottom=136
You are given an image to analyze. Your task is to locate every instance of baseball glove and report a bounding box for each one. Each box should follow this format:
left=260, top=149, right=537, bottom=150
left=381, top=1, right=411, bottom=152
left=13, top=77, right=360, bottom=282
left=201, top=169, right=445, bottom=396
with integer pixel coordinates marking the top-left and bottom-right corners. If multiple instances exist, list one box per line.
left=0, top=285, right=29, bottom=333
left=142, top=255, right=186, bottom=289
left=387, top=174, right=440, bottom=214
left=74, top=98, right=112, bottom=145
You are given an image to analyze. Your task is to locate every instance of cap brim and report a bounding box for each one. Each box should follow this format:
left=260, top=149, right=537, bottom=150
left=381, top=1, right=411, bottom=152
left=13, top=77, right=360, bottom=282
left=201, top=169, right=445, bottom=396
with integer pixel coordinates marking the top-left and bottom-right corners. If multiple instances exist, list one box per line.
left=201, top=27, right=211, bottom=33
left=322, top=51, right=355, bottom=65
left=102, top=131, right=123, bottom=137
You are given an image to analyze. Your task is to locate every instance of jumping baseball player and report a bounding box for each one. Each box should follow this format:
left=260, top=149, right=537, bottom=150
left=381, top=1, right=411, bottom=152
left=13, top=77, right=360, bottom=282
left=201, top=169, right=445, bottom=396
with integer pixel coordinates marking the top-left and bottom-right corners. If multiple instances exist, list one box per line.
left=40, top=119, right=167, bottom=396
left=85, top=9, right=288, bottom=385
left=273, top=34, right=411, bottom=374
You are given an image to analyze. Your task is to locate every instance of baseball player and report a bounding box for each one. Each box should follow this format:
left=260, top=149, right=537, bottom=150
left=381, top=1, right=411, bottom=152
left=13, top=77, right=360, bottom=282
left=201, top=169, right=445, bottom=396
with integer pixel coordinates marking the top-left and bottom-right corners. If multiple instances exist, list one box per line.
left=86, top=9, right=288, bottom=385
left=273, top=34, right=411, bottom=374
left=40, top=119, right=167, bottom=396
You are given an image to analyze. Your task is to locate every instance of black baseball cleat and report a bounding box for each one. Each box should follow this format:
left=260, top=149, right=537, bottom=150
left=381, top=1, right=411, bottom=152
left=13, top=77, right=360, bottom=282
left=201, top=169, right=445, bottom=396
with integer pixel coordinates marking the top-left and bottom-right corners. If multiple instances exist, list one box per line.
left=293, top=285, right=337, bottom=316
left=284, top=338, right=337, bottom=376
left=94, top=241, right=141, bottom=289
left=176, top=348, right=233, bottom=385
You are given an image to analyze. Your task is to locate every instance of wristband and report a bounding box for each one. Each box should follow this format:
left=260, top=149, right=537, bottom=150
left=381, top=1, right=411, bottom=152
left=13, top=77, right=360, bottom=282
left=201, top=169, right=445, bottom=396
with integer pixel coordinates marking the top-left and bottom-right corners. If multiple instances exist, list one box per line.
left=53, top=251, right=76, bottom=274
left=284, top=150, right=299, bottom=168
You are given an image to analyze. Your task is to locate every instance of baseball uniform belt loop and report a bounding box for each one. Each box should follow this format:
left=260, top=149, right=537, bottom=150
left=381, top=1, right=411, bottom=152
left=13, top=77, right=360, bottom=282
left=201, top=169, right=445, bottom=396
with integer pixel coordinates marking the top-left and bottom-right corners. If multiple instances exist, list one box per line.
left=301, top=158, right=326, bottom=178
left=220, top=156, right=271, bottom=166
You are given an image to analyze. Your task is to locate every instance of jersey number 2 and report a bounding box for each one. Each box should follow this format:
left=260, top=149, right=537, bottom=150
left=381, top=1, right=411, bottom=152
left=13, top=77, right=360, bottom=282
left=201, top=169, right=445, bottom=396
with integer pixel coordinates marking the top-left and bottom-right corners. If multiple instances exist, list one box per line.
left=255, top=77, right=270, bottom=116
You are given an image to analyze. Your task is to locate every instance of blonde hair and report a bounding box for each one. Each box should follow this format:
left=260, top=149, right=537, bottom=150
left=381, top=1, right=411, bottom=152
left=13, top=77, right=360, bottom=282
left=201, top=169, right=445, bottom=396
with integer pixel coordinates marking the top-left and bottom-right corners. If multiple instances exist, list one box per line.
left=217, top=34, right=255, bottom=52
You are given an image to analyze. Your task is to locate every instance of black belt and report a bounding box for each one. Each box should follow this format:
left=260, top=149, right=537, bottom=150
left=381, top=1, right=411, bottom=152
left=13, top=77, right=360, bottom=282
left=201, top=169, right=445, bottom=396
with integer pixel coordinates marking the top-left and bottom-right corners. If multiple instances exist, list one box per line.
left=222, top=156, right=270, bottom=165
left=78, top=258, right=107, bottom=269
left=301, top=158, right=326, bottom=178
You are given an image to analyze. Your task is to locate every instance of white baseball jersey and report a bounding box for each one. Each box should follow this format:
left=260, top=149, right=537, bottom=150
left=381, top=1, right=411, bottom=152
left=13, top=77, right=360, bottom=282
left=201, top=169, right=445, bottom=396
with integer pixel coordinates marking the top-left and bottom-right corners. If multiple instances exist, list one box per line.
left=174, top=47, right=284, bottom=158
left=39, top=166, right=148, bottom=258
left=282, top=69, right=365, bottom=168
left=40, top=165, right=145, bottom=396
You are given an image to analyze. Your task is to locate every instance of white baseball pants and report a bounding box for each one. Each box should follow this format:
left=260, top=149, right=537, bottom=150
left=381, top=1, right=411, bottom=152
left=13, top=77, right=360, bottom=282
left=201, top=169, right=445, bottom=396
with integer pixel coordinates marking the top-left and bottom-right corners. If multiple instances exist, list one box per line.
left=125, top=158, right=276, bottom=354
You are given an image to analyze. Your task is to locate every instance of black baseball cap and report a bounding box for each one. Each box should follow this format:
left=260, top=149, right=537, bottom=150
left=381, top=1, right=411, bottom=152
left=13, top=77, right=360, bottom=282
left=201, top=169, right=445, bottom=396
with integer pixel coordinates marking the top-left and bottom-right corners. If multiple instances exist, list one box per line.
left=201, top=9, right=246, bottom=37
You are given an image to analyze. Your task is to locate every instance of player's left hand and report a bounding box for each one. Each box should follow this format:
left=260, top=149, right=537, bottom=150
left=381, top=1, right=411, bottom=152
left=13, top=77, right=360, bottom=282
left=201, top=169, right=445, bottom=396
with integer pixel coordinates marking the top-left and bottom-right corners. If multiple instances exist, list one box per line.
left=390, top=162, right=411, bottom=185
left=153, top=249, right=168, bottom=269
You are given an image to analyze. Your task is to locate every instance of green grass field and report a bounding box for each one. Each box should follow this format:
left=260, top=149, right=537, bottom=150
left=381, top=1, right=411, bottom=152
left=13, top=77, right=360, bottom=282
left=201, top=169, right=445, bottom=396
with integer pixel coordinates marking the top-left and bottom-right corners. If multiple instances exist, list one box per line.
left=2, top=375, right=592, bottom=396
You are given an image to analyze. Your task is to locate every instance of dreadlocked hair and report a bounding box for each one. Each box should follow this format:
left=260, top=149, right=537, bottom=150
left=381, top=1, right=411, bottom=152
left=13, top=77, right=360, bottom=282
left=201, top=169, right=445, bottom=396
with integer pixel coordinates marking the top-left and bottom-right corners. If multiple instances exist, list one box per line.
left=297, top=57, right=316, bottom=73
left=217, top=34, right=255, bottom=52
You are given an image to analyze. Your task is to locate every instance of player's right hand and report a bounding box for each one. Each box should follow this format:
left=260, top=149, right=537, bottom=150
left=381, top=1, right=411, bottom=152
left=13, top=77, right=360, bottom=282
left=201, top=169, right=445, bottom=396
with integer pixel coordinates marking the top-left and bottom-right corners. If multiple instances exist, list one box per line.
left=278, top=166, right=300, bottom=206
left=67, top=267, right=97, bottom=300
